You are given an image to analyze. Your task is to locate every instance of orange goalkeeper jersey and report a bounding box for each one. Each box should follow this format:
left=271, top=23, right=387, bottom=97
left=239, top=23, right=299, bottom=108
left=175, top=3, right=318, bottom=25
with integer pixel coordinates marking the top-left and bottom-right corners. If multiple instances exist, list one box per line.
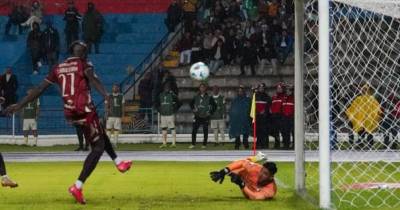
left=227, top=159, right=277, bottom=200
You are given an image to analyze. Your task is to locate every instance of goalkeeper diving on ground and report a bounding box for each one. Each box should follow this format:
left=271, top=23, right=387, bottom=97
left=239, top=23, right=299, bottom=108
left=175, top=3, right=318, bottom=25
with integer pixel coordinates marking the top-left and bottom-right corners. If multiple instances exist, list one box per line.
left=210, top=152, right=277, bottom=200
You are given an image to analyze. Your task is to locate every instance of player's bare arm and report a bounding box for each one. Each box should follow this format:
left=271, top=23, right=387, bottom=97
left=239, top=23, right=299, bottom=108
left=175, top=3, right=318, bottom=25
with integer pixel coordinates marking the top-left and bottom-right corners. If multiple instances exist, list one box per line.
left=84, top=67, right=110, bottom=103
left=3, top=80, right=51, bottom=115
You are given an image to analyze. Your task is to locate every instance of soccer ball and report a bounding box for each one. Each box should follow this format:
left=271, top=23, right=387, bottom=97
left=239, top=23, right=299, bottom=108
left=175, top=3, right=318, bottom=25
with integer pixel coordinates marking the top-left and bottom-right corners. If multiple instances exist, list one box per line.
left=190, top=62, right=209, bottom=81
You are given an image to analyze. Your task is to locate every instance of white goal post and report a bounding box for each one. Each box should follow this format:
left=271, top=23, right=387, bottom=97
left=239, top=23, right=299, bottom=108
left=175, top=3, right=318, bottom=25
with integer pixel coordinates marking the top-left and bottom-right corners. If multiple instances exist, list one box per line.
left=295, top=0, right=400, bottom=209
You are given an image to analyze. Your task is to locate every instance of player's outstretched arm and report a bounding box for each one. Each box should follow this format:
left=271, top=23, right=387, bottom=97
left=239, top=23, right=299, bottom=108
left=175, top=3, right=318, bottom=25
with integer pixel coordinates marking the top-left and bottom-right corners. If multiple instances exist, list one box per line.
left=84, top=68, right=110, bottom=102
left=210, top=167, right=230, bottom=184
left=3, top=80, right=51, bottom=115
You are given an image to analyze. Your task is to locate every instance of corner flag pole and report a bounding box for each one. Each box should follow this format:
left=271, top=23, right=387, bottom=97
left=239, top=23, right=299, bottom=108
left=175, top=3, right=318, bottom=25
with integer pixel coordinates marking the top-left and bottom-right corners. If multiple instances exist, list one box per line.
left=250, top=92, right=257, bottom=155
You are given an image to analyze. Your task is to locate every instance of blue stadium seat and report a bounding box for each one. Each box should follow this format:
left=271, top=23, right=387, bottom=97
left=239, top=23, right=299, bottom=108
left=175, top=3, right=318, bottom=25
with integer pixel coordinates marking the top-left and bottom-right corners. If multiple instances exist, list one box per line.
left=0, top=13, right=167, bottom=134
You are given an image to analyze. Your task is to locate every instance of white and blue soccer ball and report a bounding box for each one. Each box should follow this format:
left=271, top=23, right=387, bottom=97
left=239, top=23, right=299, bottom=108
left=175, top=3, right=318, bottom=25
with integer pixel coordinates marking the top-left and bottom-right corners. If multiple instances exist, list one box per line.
left=190, top=62, right=210, bottom=81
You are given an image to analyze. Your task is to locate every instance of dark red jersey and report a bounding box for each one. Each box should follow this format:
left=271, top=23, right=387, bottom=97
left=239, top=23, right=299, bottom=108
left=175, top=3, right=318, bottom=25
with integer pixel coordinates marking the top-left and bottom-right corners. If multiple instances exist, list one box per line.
left=46, top=57, right=95, bottom=119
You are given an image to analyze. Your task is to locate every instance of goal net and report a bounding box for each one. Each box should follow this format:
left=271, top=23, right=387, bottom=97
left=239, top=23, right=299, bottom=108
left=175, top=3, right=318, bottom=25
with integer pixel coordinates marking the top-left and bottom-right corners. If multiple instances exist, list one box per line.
left=301, top=0, right=400, bottom=208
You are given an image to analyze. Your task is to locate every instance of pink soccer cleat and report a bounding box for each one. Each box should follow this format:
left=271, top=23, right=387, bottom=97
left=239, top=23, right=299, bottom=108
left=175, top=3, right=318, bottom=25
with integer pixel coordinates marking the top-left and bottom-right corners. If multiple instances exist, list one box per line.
left=68, top=184, right=86, bottom=204
left=117, top=160, right=133, bottom=173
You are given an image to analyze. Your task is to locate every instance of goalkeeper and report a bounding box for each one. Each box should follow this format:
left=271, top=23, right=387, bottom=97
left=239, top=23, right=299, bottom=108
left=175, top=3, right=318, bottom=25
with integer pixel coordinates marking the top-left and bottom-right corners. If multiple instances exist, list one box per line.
left=210, top=153, right=277, bottom=200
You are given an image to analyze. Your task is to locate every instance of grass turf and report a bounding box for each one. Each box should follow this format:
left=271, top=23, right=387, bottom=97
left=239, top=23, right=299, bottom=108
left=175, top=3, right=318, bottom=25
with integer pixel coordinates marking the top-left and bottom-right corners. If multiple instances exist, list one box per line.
left=0, top=161, right=315, bottom=210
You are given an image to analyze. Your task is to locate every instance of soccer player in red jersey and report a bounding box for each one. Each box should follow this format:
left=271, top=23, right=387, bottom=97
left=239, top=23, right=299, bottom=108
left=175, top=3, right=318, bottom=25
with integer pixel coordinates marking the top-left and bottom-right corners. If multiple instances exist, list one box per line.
left=4, top=41, right=132, bottom=204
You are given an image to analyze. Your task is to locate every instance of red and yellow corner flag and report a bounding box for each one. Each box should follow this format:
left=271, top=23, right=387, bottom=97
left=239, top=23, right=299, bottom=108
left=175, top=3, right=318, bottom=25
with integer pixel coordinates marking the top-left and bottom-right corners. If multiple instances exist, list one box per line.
left=250, top=93, right=257, bottom=155
left=250, top=93, right=256, bottom=123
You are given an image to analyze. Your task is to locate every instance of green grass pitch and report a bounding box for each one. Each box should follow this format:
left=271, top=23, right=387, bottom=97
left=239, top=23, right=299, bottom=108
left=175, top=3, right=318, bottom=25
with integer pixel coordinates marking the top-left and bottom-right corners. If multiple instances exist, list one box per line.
left=0, top=161, right=316, bottom=210
left=1, top=143, right=399, bottom=210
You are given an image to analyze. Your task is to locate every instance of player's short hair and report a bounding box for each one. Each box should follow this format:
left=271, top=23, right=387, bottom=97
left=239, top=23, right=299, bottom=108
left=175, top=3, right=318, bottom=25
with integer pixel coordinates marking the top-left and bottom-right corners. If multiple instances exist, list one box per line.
left=263, top=162, right=277, bottom=175
left=69, top=41, right=88, bottom=55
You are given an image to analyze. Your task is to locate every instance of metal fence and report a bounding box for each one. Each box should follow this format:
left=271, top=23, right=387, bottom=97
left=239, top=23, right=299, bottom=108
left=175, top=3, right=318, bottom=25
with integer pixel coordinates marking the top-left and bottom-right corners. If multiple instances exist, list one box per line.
left=0, top=108, right=156, bottom=136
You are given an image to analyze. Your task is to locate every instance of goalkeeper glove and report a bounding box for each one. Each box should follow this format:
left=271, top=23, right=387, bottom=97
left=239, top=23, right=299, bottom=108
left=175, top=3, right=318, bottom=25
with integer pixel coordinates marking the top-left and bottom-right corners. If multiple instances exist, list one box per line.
left=230, top=173, right=245, bottom=189
left=210, top=167, right=230, bottom=184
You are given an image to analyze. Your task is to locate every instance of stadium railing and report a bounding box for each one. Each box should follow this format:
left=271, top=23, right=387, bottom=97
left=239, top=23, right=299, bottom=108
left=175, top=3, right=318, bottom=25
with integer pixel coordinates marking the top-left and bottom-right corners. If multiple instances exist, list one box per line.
left=118, top=23, right=184, bottom=101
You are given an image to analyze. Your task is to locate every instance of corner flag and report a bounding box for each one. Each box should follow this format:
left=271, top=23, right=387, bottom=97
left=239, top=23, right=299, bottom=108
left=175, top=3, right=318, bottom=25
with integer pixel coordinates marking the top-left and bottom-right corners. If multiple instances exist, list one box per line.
left=250, top=93, right=256, bottom=123
left=250, top=93, right=257, bottom=155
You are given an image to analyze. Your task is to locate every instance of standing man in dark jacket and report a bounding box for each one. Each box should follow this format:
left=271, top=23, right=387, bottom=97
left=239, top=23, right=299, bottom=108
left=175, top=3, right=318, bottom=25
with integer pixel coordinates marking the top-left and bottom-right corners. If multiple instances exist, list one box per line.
left=64, top=1, right=81, bottom=49
left=82, top=2, right=104, bottom=54
left=5, top=5, right=28, bottom=35
left=189, top=83, right=217, bottom=149
left=255, top=83, right=272, bottom=149
left=138, top=73, right=153, bottom=122
left=282, top=84, right=294, bottom=149
left=27, top=22, right=42, bottom=74
left=229, top=85, right=251, bottom=150
left=270, top=83, right=287, bottom=149
left=1, top=68, right=18, bottom=109
left=42, top=21, right=60, bottom=71
left=165, top=0, right=182, bottom=33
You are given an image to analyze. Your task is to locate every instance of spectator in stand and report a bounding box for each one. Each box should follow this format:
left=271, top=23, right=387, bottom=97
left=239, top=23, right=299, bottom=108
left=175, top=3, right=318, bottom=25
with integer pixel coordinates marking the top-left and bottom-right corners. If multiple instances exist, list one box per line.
left=210, top=86, right=226, bottom=146
left=382, top=88, right=400, bottom=150
left=275, top=30, right=293, bottom=64
left=64, top=1, right=81, bottom=49
left=232, top=30, right=244, bottom=63
left=255, top=83, right=271, bottom=149
left=1, top=67, right=18, bottom=109
left=224, top=28, right=236, bottom=65
left=155, top=83, right=181, bottom=148
left=27, top=22, right=42, bottom=74
left=282, top=84, right=294, bottom=149
left=244, top=21, right=256, bottom=39
left=82, top=2, right=104, bottom=54
left=106, top=84, right=125, bottom=147
left=270, top=18, right=282, bottom=36
left=165, top=0, right=182, bottom=33
left=21, top=1, right=42, bottom=30
left=21, top=89, right=39, bottom=146
left=255, top=23, right=278, bottom=74
left=209, top=39, right=227, bottom=75
left=191, top=35, right=203, bottom=63
left=5, top=4, right=28, bottom=35
left=152, top=63, right=165, bottom=99
left=178, top=32, right=193, bottom=65
left=229, top=85, right=251, bottom=150
left=203, top=31, right=214, bottom=61
left=258, top=0, right=269, bottom=17
left=187, top=19, right=201, bottom=37
left=211, top=29, right=225, bottom=47
left=139, top=73, right=153, bottom=122
left=345, top=83, right=382, bottom=150
left=270, top=82, right=286, bottom=149
left=189, top=83, right=217, bottom=149
left=267, top=0, right=280, bottom=20
left=161, top=70, right=179, bottom=96
left=239, top=39, right=257, bottom=76
left=42, top=21, right=60, bottom=71
left=181, top=0, right=198, bottom=29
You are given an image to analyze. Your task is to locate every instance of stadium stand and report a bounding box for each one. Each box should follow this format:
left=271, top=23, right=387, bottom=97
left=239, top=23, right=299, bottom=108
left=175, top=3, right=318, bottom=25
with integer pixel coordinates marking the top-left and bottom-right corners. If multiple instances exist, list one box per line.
left=0, top=0, right=171, bottom=134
